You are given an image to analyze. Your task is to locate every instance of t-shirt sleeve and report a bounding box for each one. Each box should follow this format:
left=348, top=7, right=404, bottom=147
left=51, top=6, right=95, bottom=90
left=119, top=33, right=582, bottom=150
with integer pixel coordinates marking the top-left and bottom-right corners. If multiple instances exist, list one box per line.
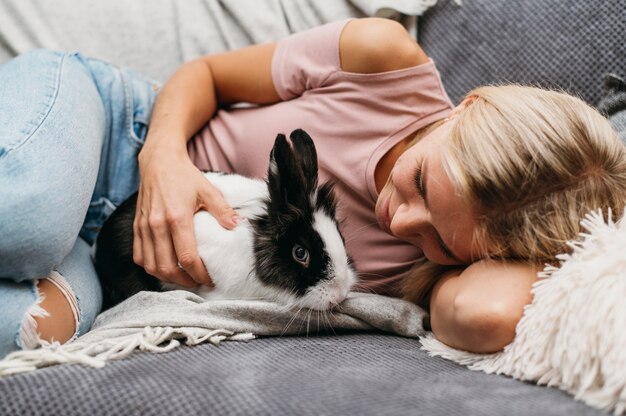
left=271, top=19, right=352, bottom=100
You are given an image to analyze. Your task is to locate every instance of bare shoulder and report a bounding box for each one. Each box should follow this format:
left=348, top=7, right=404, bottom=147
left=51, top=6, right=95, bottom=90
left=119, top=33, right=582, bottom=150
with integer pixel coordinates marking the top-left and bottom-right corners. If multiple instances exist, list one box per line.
left=339, top=17, right=430, bottom=74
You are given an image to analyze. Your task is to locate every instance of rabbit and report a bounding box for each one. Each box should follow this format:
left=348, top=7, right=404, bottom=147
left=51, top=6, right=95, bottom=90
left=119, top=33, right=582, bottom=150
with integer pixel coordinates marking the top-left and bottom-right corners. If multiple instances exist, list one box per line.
left=94, top=129, right=358, bottom=311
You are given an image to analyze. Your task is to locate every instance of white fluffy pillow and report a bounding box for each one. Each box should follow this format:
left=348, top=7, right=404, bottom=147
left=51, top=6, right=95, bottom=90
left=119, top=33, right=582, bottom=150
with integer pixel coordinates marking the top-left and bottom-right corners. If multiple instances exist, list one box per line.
left=420, top=210, right=626, bottom=415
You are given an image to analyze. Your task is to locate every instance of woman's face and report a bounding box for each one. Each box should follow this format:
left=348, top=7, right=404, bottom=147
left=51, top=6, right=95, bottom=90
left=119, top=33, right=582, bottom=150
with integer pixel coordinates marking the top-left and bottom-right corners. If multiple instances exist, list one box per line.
left=375, top=121, right=483, bottom=266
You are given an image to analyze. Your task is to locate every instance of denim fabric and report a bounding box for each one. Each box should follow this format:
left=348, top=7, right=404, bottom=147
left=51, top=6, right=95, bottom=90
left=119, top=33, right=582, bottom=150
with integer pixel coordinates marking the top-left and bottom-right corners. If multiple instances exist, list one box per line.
left=78, top=54, right=160, bottom=246
left=0, top=49, right=159, bottom=357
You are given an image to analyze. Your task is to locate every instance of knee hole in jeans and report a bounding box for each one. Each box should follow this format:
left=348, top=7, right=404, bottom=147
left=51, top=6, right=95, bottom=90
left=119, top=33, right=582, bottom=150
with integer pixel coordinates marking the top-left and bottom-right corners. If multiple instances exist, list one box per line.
left=19, top=271, right=80, bottom=349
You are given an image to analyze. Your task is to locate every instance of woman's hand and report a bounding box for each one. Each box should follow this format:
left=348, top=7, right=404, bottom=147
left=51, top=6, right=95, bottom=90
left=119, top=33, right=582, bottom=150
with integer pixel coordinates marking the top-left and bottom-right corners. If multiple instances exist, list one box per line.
left=129, top=41, right=279, bottom=287
left=133, top=142, right=239, bottom=287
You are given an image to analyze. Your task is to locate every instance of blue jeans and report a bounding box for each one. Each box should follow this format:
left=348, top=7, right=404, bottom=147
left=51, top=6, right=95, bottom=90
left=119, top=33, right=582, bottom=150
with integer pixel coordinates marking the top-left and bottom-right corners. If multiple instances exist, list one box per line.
left=0, top=49, right=159, bottom=358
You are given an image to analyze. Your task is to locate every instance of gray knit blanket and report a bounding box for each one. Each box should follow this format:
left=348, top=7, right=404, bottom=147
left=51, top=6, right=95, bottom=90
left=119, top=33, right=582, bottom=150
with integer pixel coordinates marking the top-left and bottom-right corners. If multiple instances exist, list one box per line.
left=0, top=291, right=427, bottom=376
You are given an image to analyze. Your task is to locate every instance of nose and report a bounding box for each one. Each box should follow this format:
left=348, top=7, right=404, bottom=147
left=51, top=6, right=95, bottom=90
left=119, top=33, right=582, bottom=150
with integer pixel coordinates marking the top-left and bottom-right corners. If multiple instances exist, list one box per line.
left=389, top=203, right=430, bottom=239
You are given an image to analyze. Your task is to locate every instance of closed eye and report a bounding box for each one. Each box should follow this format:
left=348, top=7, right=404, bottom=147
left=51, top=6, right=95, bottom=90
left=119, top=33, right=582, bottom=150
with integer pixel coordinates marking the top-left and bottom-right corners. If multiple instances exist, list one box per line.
left=415, top=158, right=465, bottom=264
left=413, top=165, right=426, bottom=199
left=438, top=236, right=455, bottom=259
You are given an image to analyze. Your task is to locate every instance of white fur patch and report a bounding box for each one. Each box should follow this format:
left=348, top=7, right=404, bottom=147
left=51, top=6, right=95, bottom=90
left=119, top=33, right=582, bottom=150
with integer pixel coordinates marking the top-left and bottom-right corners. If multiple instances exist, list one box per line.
left=296, top=211, right=357, bottom=310
left=165, top=173, right=283, bottom=304
left=163, top=172, right=355, bottom=312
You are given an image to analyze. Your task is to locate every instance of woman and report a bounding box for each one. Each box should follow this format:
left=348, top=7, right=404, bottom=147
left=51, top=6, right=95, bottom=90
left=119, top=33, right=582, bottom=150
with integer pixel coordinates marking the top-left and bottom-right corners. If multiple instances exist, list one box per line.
left=1, top=18, right=624, bottom=358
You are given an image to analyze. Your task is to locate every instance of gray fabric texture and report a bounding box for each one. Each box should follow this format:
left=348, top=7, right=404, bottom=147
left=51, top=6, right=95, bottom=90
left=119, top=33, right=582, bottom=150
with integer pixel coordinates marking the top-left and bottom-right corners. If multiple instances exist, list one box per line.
left=418, top=0, right=626, bottom=106
left=0, top=0, right=422, bottom=82
left=0, top=291, right=426, bottom=375
left=79, top=291, right=425, bottom=343
left=0, top=334, right=603, bottom=416
left=598, top=74, right=626, bottom=144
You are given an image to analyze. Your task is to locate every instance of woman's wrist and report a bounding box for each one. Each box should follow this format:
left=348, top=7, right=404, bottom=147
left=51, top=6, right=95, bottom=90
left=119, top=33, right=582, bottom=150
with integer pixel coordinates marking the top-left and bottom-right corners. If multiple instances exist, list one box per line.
left=138, top=131, right=191, bottom=167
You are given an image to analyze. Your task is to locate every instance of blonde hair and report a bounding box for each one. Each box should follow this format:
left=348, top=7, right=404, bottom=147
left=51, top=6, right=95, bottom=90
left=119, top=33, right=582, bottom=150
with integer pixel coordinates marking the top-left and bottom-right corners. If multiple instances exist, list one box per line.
left=402, top=84, right=626, bottom=310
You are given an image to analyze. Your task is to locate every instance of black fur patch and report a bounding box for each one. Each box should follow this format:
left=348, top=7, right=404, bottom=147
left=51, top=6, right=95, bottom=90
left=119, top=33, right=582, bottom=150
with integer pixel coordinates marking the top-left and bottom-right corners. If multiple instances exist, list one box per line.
left=315, top=182, right=338, bottom=219
left=94, top=193, right=161, bottom=310
left=251, top=129, right=338, bottom=295
left=251, top=212, right=331, bottom=295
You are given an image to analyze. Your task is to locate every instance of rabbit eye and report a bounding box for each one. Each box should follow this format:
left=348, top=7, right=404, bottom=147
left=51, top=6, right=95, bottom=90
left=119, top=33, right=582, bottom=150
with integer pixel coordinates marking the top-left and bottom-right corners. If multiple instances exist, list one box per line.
left=292, top=244, right=310, bottom=267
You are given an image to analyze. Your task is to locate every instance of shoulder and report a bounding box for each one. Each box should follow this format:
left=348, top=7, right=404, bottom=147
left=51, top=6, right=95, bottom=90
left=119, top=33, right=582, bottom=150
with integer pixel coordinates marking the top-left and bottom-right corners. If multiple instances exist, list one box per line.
left=339, top=17, right=430, bottom=74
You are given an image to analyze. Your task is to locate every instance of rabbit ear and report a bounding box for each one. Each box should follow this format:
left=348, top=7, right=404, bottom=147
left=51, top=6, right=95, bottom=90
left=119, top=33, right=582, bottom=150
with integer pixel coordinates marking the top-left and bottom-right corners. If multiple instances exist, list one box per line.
left=268, top=134, right=308, bottom=215
left=289, top=129, right=318, bottom=193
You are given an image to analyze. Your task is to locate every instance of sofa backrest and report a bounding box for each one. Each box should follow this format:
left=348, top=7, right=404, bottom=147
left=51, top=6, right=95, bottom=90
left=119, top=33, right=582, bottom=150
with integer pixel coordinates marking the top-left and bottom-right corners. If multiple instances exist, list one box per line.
left=418, top=0, right=626, bottom=106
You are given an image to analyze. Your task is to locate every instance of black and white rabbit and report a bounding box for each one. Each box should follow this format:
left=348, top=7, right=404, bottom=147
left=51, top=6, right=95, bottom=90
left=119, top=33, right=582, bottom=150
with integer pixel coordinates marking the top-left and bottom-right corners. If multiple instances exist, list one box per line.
left=95, top=129, right=357, bottom=311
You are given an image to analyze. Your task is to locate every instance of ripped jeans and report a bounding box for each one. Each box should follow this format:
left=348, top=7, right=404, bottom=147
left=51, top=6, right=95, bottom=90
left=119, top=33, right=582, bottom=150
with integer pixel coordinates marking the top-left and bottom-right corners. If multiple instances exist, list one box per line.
left=0, top=49, right=159, bottom=358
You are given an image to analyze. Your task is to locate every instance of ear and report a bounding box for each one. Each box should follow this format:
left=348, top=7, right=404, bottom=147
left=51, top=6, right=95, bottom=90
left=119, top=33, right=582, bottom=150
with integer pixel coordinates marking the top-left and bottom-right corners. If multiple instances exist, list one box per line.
left=289, top=129, right=318, bottom=192
left=267, top=134, right=307, bottom=214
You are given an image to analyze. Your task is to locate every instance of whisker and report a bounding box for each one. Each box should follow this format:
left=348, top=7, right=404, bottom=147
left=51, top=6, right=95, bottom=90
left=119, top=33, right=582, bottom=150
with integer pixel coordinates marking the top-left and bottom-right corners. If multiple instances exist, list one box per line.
left=305, top=308, right=314, bottom=337
left=333, top=303, right=346, bottom=315
left=281, top=303, right=304, bottom=337
left=323, top=310, right=337, bottom=336
left=355, top=271, right=391, bottom=279
left=341, top=222, right=383, bottom=245
left=316, top=310, right=321, bottom=334
left=350, top=282, right=380, bottom=295
left=230, top=296, right=269, bottom=301
left=295, top=307, right=307, bottom=335
left=352, top=272, right=405, bottom=293
left=280, top=313, right=297, bottom=337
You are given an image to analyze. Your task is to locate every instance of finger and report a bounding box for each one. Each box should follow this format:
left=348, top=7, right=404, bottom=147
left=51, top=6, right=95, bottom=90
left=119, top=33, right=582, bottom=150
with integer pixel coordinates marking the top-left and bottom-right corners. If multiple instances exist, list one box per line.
left=200, top=185, right=240, bottom=230
left=150, top=210, right=197, bottom=288
left=140, top=212, right=160, bottom=280
left=132, top=190, right=144, bottom=267
left=170, top=214, right=214, bottom=287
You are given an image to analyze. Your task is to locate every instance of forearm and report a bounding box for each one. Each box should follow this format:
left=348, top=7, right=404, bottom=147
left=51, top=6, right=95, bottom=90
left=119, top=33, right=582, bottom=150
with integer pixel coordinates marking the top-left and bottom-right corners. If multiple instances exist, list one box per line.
left=428, top=269, right=497, bottom=353
left=131, top=43, right=279, bottom=286
left=430, top=289, right=516, bottom=354
left=428, top=260, right=539, bottom=354
left=142, top=59, right=218, bottom=157
left=140, top=41, right=279, bottom=161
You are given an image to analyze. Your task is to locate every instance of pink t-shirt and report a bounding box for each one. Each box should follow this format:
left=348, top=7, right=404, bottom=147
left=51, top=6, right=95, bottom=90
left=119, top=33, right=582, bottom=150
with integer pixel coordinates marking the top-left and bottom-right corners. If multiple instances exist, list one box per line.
left=187, top=19, right=454, bottom=297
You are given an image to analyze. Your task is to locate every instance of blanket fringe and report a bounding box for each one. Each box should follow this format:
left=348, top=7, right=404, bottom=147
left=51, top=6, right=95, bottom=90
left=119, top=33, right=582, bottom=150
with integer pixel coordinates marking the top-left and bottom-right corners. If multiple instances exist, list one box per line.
left=0, top=326, right=255, bottom=377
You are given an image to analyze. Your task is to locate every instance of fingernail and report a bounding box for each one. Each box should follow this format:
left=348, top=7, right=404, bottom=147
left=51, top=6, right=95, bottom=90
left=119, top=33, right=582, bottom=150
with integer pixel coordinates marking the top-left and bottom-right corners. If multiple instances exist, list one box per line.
left=232, top=214, right=243, bottom=225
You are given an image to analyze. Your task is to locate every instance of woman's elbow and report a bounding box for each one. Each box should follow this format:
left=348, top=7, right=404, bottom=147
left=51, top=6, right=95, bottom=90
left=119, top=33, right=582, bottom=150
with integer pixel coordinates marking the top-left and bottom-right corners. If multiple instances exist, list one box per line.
left=431, top=295, right=522, bottom=354
left=428, top=260, right=538, bottom=354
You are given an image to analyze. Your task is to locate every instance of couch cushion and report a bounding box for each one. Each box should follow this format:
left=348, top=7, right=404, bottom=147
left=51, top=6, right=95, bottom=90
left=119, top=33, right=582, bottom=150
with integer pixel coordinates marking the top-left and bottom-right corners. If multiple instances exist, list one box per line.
left=0, top=333, right=602, bottom=415
left=598, top=74, right=626, bottom=144
left=418, top=0, right=626, bottom=106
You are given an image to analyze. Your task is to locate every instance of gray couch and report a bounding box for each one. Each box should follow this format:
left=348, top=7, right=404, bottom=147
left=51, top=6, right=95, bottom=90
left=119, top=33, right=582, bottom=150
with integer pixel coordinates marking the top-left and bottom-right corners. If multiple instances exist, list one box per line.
left=0, top=0, right=622, bottom=414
